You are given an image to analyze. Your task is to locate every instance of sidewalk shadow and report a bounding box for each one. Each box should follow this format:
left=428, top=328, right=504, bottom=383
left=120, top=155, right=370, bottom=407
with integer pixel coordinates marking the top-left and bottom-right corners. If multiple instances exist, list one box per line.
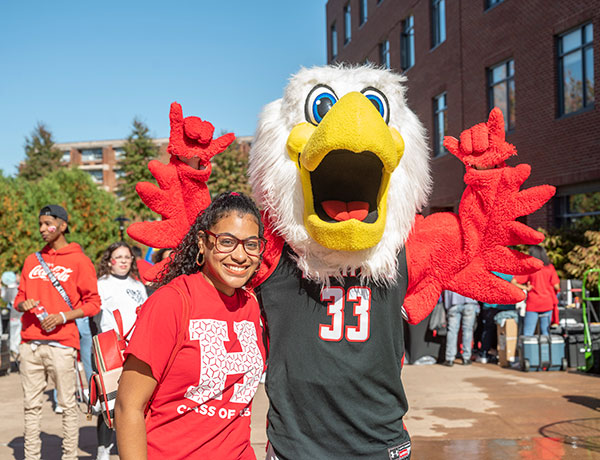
left=563, top=395, right=600, bottom=411
left=7, top=426, right=97, bottom=460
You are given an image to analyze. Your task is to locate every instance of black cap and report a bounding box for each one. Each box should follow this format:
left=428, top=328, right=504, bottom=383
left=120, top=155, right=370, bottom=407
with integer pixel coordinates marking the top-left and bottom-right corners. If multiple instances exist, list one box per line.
left=39, top=205, right=70, bottom=233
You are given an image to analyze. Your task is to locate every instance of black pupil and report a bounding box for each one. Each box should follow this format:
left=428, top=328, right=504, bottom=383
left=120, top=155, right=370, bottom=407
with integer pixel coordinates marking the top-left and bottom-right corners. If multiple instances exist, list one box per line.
left=316, top=97, right=334, bottom=119
left=369, top=98, right=382, bottom=113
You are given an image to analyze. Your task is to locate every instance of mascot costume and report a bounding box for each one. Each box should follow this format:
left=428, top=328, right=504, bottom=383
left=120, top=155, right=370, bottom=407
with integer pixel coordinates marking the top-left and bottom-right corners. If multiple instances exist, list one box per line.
left=129, top=65, right=554, bottom=460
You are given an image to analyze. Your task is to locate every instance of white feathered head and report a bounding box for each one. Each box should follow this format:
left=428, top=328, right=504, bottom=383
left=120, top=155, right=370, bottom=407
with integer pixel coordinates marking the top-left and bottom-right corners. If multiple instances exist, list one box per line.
left=249, top=65, right=431, bottom=285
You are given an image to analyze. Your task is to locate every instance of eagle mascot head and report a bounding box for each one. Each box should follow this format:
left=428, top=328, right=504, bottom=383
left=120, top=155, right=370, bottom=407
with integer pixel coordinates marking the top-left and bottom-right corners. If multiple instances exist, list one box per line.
left=248, top=65, right=431, bottom=284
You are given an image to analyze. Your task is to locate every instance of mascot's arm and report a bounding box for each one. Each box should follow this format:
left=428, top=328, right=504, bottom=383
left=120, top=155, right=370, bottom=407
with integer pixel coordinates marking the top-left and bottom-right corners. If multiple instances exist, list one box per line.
left=127, top=102, right=235, bottom=282
left=247, top=211, right=285, bottom=289
left=404, top=108, right=555, bottom=324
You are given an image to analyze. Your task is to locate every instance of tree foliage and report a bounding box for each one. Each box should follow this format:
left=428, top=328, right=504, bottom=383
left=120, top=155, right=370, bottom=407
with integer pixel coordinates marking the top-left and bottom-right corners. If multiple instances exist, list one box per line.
left=0, top=168, right=122, bottom=276
left=119, top=119, right=159, bottom=221
left=18, top=123, right=63, bottom=181
left=564, top=230, right=600, bottom=295
left=207, top=139, right=251, bottom=196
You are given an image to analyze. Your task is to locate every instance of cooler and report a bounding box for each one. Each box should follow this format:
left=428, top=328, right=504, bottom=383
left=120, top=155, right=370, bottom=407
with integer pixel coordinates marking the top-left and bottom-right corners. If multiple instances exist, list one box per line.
left=519, top=334, right=567, bottom=372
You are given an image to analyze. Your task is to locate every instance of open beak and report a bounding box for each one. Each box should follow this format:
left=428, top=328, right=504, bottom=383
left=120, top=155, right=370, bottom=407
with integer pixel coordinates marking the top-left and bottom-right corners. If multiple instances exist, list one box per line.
left=286, top=91, right=405, bottom=251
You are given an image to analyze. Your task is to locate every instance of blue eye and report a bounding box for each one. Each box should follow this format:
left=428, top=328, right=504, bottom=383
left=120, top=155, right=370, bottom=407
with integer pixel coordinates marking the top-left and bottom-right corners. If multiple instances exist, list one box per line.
left=305, top=85, right=338, bottom=125
left=361, top=87, right=390, bottom=124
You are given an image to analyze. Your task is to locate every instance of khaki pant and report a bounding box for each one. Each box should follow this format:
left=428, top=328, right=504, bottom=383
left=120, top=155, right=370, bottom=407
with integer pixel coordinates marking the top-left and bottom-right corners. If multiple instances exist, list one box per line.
left=19, top=342, right=79, bottom=460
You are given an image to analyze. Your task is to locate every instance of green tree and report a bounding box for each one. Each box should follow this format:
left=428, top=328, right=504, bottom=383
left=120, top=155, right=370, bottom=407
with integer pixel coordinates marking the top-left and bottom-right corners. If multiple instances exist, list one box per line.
left=120, top=119, right=159, bottom=221
left=564, top=230, right=600, bottom=296
left=0, top=168, right=122, bottom=276
left=207, top=139, right=251, bottom=196
left=18, top=123, right=63, bottom=181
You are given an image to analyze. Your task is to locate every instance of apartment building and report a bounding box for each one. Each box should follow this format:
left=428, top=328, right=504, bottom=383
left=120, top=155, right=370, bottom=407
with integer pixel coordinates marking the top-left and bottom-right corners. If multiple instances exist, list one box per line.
left=326, top=0, right=599, bottom=229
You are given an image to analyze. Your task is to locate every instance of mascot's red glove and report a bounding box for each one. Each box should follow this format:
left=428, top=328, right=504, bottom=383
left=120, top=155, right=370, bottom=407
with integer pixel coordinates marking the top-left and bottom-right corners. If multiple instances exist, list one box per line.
left=403, top=108, right=555, bottom=324
left=444, top=107, right=516, bottom=169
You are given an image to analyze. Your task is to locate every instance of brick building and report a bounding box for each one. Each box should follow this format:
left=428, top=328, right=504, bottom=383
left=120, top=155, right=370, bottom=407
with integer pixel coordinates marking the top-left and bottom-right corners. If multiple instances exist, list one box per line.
left=55, top=138, right=170, bottom=194
left=55, top=136, right=253, bottom=195
left=326, top=0, right=599, bottom=229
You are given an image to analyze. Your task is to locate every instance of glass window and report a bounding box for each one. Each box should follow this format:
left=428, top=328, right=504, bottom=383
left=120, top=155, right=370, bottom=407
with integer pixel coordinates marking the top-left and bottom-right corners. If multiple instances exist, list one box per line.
left=331, top=23, right=338, bottom=59
left=114, top=169, right=126, bottom=179
left=360, top=0, right=368, bottom=26
left=401, top=15, right=415, bottom=71
left=433, top=92, right=447, bottom=157
left=488, top=59, right=515, bottom=130
left=344, top=4, right=352, bottom=44
left=554, top=191, right=600, bottom=228
left=380, top=40, right=390, bottom=69
left=558, top=23, right=594, bottom=116
left=80, top=148, right=103, bottom=162
left=87, top=169, right=104, bottom=183
left=114, top=147, right=126, bottom=160
left=485, top=0, right=503, bottom=9
left=61, top=150, right=71, bottom=163
left=431, top=0, right=446, bottom=47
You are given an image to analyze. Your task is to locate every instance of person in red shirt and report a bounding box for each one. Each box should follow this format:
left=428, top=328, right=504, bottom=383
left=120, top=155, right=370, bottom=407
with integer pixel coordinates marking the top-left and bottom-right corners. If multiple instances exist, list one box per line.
left=132, top=245, right=153, bottom=283
left=115, top=192, right=267, bottom=460
left=14, top=204, right=101, bottom=460
left=513, top=246, right=560, bottom=336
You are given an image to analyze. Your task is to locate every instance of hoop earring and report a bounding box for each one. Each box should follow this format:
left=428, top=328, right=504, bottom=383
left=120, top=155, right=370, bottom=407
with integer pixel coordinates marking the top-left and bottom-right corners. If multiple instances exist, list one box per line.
left=195, top=250, right=205, bottom=268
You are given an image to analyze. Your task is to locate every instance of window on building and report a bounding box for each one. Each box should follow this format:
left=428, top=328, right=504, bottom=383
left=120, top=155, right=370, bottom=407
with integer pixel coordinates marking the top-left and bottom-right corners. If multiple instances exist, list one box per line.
left=485, top=0, right=503, bottom=9
left=114, top=169, right=126, bottom=179
left=80, top=148, right=103, bottom=162
left=61, top=150, right=71, bottom=163
left=331, top=23, right=338, bottom=60
left=554, top=190, right=600, bottom=229
left=87, top=169, right=104, bottom=184
left=431, top=0, right=446, bottom=48
left=558, top=23, right=594, bottom=116
left=114, top=147, right=126, bottom=160
left=401, top=15, right=415, bottom=71
left=433, top=92, right=447, bottom=157
left=380, top=40, right=390, bottom=69
left=344, top=4, right=352, bottom=44
left=488, top=59, right=515, bottom=131
left=360, top=0, right=368, bottom=26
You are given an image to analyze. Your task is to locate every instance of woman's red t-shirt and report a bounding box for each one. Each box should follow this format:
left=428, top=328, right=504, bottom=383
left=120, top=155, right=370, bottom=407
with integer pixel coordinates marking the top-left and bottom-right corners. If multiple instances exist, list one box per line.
left=515, top=264, right=559, bottom=313
left=125, top=272, right=266, bottom=460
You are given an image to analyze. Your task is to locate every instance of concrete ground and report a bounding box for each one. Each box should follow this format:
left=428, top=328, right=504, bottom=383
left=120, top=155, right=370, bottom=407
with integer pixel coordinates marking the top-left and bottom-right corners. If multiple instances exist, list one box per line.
left=1, top=361, right=599, bottom=459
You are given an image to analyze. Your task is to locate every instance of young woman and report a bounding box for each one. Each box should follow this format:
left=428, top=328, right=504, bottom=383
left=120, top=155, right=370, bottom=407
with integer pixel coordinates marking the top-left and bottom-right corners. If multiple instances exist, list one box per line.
left=513, top=246, right=560, bottom=336
left=115, top=192, right=267, bottom=460
left=95, top=241, right=148, bottom=460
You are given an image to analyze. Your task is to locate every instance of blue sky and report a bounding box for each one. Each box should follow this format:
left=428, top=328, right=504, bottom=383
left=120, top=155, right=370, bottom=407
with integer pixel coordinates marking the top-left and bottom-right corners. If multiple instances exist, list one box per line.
left=0, top=1, right=327, bottom=175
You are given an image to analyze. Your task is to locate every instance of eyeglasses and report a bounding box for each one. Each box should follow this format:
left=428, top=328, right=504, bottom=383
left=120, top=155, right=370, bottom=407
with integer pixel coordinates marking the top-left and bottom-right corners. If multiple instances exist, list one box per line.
left=203, top=230, right=266, bottom=256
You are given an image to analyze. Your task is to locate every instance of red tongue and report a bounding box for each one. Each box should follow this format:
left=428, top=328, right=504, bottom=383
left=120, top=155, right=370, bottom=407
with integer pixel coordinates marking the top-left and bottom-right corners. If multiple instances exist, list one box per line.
left=321, top=201, right=369, bottom=222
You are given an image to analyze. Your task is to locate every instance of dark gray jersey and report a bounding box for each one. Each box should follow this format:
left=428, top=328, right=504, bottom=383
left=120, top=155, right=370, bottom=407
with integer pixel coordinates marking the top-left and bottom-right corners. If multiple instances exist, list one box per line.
left=257, top=246, right=411, bottom=460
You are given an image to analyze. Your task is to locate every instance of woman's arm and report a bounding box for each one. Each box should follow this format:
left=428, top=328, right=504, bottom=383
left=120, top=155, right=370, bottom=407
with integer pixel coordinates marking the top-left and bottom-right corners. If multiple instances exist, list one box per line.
left=511, top=278, right=532, bottom=292
left=115, top=355, right=157, bottom=460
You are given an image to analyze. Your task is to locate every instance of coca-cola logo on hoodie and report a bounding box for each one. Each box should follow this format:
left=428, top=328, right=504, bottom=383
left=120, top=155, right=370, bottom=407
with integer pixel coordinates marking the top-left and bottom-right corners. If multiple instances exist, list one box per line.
left=29, top=264, right=73, bottom=282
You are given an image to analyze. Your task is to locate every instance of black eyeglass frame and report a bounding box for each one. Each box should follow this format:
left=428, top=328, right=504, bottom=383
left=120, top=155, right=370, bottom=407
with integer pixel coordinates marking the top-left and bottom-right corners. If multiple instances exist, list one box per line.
left=203, top=230, right=267, bottom=256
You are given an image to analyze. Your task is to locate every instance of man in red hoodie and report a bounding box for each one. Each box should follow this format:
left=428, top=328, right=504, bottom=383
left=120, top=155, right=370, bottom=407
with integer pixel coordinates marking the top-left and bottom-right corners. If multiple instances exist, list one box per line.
left=14, top=205, right=101, bottom=460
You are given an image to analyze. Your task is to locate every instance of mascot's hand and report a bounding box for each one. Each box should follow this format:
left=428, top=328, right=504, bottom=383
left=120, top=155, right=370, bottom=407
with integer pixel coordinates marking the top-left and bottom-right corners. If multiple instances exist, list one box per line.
left=444, top=108, right=516, bottom=169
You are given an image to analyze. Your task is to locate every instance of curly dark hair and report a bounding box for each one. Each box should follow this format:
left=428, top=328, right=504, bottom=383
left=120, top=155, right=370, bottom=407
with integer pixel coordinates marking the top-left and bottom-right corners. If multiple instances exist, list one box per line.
left=156, top=191, right=263, bottom=287
left=97, top=241, right=140, bottom=280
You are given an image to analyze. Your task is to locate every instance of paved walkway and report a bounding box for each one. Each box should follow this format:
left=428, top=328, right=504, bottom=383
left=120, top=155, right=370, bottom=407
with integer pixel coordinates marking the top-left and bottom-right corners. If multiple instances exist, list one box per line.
left=1, top=362, right=599, bottom=459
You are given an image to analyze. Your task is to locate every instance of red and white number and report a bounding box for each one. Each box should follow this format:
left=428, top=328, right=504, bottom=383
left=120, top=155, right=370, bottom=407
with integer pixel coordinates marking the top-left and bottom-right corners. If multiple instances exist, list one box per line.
left=319, top=286, right=371, bottom=342
left=319, top=287, right=345, bottom=341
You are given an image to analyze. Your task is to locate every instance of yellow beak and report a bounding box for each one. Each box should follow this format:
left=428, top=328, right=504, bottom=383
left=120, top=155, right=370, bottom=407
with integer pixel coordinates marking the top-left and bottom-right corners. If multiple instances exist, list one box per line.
left=285, top=91, right=405, bottom=251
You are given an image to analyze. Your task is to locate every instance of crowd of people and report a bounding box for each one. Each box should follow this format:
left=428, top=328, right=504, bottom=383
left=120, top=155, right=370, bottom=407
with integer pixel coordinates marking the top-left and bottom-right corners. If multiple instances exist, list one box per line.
left=442, top=247, right=560, bottom=366
left=1, top=199, right=562, bottom=459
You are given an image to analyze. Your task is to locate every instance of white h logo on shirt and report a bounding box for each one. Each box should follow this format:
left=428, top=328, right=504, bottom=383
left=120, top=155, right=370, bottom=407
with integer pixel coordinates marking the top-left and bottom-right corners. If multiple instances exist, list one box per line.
left=185, top=319, right=263, bottom=405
